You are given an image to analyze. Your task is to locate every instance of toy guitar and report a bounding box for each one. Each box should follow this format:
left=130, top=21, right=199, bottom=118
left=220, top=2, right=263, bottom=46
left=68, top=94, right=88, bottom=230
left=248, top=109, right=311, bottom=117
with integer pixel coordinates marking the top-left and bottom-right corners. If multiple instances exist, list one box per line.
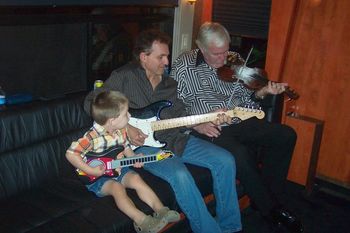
left=77, top=145, right=174, bottom=185
left=129, top=101, right=265, bottom=149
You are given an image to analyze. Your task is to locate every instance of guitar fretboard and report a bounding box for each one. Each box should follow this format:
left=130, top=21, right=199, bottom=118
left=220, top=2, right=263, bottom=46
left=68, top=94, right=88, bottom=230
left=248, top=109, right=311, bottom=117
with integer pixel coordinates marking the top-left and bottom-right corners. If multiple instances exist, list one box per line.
left=150, top=107, right=264, bottom=131
left=151, top=110, right=235, bottom=131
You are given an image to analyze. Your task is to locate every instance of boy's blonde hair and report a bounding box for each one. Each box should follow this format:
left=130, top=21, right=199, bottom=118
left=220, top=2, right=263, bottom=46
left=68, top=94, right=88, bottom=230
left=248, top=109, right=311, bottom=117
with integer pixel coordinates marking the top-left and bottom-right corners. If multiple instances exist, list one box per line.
left=91, top=90, right=129, bottom=125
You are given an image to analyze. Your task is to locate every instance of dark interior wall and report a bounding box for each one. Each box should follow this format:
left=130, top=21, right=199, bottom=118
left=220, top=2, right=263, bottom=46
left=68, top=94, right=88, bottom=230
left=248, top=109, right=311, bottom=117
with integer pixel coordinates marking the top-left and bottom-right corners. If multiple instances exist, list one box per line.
left=212, top=0, right=271, bottom=39
left=0, top=4, right=175, bottom=100
left=0, top=0, right=178, bottom=7
left=0, top=23, right=87, bottom=99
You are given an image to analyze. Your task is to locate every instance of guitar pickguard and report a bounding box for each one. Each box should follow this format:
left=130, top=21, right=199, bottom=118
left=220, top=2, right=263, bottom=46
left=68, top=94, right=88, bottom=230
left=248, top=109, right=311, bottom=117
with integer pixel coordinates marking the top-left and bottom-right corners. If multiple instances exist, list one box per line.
left=129, top=101, right=172, bottom=149
left=129, top=116, right=166, bottom=149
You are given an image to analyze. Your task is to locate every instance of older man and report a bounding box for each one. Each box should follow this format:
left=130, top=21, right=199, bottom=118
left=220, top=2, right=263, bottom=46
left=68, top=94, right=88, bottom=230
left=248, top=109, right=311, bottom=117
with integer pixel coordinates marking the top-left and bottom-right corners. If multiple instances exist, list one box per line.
left=171, top=22, right=302, bottom=233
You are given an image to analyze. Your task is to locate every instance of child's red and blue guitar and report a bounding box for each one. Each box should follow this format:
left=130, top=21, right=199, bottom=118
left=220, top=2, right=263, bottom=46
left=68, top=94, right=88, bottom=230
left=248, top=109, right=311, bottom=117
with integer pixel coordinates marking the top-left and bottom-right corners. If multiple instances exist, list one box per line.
left=77, top=145, right=174, bottom=185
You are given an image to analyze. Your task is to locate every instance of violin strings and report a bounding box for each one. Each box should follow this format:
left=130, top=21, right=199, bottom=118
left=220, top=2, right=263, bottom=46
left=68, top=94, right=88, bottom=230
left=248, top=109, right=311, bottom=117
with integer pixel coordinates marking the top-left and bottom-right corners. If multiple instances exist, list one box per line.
left=226, top=46, right=254, bottom=108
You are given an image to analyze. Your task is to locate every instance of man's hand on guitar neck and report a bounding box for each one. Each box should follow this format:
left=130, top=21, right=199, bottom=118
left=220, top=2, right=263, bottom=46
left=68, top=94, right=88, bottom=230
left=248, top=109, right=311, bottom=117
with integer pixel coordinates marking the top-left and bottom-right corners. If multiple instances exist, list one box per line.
left=127, top=124, right=148, bottom=146
left=192, top=109, right=232, bottom=138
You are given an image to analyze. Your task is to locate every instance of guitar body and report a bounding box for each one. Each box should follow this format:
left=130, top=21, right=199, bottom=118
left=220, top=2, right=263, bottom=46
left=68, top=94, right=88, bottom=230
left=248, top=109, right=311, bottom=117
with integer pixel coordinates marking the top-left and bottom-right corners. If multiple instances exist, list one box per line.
left=129, top=116, right=166, bottom=149
left=129, top=100, right=172, bottom=119
left=83, top=156, right=118, bottom=184
left=129, top=101, right=172, bottom=149
left=78, top=145, right=124, bottom=185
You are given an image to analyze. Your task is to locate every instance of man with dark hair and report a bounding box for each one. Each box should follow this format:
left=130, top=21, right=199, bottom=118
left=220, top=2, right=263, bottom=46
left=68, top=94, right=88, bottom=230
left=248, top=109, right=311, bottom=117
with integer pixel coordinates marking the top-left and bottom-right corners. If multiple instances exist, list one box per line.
left=84, top=29, right=242, bottom=233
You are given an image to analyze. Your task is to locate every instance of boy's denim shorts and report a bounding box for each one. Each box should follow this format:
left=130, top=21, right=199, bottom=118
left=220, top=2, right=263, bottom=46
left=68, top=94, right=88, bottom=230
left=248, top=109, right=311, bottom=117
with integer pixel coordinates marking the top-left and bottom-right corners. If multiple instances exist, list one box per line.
left=86, top=167, right=134, bottom=197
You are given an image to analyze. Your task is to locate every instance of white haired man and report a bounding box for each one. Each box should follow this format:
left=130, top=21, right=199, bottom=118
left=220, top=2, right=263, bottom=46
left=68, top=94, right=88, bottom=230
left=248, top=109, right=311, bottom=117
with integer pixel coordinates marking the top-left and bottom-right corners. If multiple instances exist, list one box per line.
left=171, top=22, right=303, bottom=233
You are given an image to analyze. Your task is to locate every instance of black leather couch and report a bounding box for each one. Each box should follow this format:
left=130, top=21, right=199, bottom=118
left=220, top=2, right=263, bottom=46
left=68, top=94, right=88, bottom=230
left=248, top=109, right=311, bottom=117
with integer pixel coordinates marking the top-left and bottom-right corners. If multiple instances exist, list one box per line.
left=0, top=91, right=282, bottom=233
left=0, top=92, right=251, bottom=233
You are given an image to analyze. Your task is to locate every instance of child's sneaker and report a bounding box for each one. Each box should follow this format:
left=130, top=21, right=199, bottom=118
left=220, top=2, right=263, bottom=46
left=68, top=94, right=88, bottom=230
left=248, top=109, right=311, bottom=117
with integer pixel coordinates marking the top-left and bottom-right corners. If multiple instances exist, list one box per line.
left=153, top=207, right=180, bottom=223
left=134, top=215, right=167, bottom=233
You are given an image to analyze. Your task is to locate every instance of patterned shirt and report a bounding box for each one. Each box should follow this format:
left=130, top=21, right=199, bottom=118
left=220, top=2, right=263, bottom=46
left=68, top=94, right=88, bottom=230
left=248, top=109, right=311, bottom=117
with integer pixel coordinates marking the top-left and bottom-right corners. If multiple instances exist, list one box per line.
left=170, top=49, right=259, bottom=119
left=67, top=122, right=130, bottom=163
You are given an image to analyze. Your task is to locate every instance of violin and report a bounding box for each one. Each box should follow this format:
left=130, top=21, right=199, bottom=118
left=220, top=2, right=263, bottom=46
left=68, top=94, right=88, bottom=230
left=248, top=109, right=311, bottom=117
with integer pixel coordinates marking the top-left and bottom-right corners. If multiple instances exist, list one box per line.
left=217, top=54, right=299, bottom=100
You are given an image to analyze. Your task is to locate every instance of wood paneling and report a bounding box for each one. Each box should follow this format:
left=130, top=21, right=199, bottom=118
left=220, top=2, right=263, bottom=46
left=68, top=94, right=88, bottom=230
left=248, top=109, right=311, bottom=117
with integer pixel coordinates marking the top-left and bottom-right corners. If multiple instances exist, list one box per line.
left=192, top=0, right=212, bottom=48
left=286, top=115, right=324, bottom=195
left=266, top=0, right=350, bottom=188
left=265, top=0, right=299, bottom=82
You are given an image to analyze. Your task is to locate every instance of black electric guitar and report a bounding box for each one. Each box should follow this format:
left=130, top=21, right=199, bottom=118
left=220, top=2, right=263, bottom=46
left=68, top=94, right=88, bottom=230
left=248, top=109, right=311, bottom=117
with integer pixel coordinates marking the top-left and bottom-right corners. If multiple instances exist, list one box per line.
left=129, top=101, right=265, bottom=149
left=77, top=145, right=174, bottom=184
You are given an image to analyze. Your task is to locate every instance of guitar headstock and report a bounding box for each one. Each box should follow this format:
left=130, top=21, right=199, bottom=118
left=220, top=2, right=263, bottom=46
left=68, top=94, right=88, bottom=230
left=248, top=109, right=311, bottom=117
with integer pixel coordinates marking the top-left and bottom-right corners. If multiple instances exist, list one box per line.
left=231, top=107, right=265, bottom=120
left=156, top=150, right=174, bottom=161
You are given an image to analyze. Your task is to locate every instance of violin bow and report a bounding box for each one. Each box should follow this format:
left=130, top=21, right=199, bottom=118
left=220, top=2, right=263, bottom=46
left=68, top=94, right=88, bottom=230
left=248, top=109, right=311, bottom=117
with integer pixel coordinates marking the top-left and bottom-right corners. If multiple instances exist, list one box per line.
left=226, top=46, right=254, bottom=108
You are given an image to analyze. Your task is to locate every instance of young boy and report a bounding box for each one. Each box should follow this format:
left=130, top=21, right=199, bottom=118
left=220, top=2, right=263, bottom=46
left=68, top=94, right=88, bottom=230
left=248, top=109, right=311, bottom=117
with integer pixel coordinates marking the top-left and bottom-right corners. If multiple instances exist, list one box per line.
left=66, top=90, right=179, bottom=233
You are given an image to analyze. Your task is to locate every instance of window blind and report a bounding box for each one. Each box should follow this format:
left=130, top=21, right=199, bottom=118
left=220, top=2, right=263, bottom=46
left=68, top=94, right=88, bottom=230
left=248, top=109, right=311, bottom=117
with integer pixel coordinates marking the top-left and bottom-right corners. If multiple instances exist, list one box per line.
left=212, top=0, right=271, bottom=39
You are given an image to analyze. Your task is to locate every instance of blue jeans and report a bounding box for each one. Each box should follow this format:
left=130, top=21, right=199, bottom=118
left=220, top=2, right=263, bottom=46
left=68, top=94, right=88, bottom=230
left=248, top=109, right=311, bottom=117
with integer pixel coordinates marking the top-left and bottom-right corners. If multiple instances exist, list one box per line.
left=86, top=167, right=132, bottom=197
left=136, top=136, right=242, bottom=233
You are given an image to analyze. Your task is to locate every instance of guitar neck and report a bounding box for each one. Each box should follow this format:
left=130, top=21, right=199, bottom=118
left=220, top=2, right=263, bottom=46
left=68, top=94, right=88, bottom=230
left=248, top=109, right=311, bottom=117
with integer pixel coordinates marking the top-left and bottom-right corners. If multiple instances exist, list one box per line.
left=151, top=110, right=236, bottom=131
left=109, top=154, right=157, bottom=169
left=152, top=111, right=228, bottom=131
left=151, top=107, right=265, bottom=131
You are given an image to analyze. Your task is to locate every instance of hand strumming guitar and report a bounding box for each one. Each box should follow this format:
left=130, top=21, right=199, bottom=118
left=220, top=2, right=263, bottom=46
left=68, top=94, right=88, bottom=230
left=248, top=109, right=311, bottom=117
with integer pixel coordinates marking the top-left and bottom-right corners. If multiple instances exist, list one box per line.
left=127, top=123, right=148, bottom=146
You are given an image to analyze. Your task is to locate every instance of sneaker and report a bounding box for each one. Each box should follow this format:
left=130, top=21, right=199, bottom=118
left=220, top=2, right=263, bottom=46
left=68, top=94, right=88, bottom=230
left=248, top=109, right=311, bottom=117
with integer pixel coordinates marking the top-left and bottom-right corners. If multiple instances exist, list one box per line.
left=134, top=215, right=167, bottom=233
left=153, top=207, right=180, bottom=223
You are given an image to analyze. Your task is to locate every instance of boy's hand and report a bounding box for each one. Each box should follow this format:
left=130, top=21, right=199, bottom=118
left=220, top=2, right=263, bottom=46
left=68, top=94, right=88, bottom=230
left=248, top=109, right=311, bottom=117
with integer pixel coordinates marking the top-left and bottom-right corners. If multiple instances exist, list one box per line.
left=114, top=167, right=122, bottom=176
left=133, top=162, right=143, bottom=168
left=89, top=165, right=105, bottom=177
left=133, top=153, right=144, bottom=168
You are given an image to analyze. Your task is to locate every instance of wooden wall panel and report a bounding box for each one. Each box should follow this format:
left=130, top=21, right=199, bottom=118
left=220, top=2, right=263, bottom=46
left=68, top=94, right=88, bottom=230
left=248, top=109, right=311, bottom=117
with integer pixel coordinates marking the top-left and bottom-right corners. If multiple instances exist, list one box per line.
left=286, top=115, right=324, bottom=195
left=286, top=116, right=317, bottom=185
left=265, top=0, right=298, bottom=82
left=266, top=0, right=350, bottom=188
left=192, top=0, right=213, bottom=48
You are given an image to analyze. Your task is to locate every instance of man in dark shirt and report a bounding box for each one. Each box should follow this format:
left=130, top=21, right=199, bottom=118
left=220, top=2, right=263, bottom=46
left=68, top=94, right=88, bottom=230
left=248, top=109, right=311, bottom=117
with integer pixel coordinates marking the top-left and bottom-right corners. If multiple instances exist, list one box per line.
left=84, top=29, right=242, bottom=233
left=171, top=22, right=303, bottom=233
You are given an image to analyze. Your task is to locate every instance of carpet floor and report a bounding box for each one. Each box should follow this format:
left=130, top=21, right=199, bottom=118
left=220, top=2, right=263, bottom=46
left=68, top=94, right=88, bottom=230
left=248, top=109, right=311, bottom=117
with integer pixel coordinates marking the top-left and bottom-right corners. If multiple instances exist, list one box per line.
left=241, top=181, right=350, bottom=233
